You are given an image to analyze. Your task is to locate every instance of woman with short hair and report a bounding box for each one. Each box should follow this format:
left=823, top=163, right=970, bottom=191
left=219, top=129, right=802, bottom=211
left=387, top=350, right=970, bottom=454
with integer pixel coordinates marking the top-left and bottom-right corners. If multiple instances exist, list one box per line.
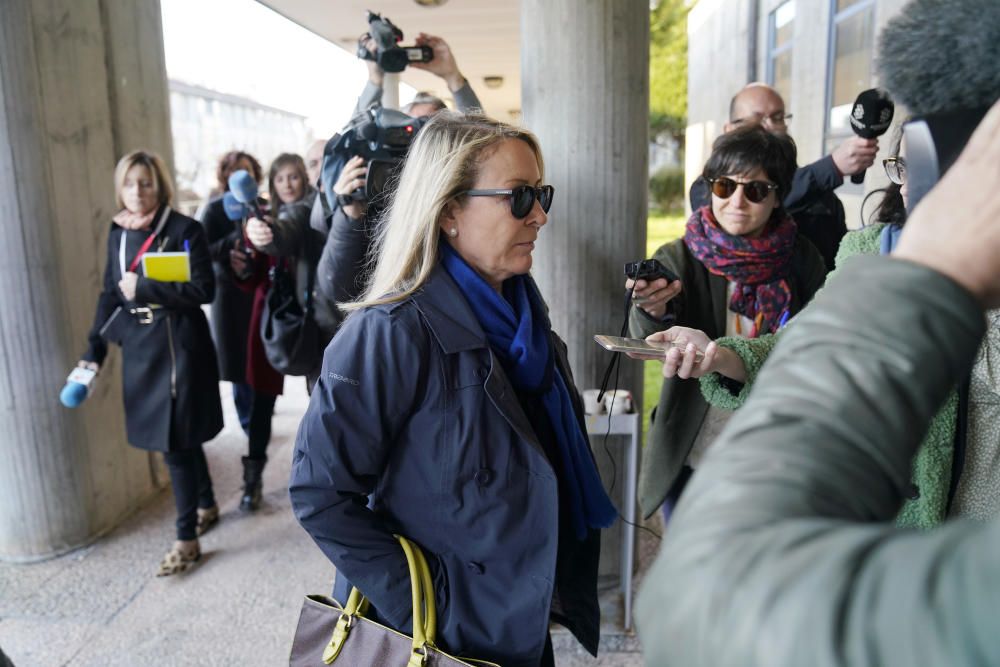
left=290, top=112, right=616, bottom=667
left=628, top=125, right=828, bottom=522
left=236, top=153, right=319, bottom=509
left=196, top=150, right=262, bottom=436
left=80, top=150, right=223, bottom=576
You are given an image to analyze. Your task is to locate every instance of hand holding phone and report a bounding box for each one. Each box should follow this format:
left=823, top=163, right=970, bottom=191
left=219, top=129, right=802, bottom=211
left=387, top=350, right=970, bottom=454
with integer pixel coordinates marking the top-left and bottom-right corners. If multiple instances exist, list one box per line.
left=624, top=259, right=682, bottom=318
left=594, top=335, right=704, bottom=362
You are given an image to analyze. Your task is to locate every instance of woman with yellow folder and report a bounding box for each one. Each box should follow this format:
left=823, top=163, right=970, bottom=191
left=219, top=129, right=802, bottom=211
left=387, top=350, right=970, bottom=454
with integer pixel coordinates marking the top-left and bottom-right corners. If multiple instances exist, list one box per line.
left=79, top=150, right=223, bottom=576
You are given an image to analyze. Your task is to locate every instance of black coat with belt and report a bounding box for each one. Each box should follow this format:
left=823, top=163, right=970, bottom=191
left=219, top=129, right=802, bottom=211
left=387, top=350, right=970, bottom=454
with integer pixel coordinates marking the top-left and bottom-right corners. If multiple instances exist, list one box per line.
left=196, top=195, right=253, bottom=383
left=83, top=207, right=223, bottom=451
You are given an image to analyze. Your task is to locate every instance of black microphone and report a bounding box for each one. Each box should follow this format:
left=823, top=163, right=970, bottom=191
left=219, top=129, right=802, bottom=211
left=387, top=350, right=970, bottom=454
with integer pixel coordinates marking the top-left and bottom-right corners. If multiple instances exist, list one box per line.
left=848, top=88, right=894, bottom=184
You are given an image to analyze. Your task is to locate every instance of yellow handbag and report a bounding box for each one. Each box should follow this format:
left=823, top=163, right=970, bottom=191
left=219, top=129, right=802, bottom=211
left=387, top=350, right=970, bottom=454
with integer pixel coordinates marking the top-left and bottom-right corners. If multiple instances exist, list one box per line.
left=289, top=536, right=500, bottom=667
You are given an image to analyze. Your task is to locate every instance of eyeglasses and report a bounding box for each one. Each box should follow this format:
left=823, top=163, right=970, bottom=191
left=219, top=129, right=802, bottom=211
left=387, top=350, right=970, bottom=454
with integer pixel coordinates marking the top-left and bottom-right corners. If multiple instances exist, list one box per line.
left=463, top=184, right=554, bottom=219
left=883, top=156, right=907, bottom=185
left=730, top=111, right=793, bottom=128
left=708, top=177, right=778, bottom=204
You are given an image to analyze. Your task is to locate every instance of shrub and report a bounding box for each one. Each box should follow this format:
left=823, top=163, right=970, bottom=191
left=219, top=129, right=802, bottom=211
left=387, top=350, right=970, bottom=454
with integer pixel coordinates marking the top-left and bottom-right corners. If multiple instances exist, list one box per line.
left=649, top=166, right=685, bottom=211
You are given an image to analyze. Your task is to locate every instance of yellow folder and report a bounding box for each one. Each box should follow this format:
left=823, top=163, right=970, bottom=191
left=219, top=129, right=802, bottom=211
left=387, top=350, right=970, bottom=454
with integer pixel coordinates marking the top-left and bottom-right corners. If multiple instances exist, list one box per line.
left=141, top=252, right=191, bottom=282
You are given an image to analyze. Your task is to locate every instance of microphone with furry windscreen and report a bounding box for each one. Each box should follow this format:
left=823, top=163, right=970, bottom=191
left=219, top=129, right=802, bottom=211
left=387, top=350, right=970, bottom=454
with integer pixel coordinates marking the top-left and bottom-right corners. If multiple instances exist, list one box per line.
left=848, top=89, right=894, bottom=184
left=227, top=169, right=266, bottom=219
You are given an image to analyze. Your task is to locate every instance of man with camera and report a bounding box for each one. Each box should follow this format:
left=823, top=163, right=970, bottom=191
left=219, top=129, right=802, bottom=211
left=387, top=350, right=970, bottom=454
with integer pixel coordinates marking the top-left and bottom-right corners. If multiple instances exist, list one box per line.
left=689, top=83, right=879, bottom=270
left=355, top=31, right=482, bottom=118
left=312, top=23, right=483, bottom=329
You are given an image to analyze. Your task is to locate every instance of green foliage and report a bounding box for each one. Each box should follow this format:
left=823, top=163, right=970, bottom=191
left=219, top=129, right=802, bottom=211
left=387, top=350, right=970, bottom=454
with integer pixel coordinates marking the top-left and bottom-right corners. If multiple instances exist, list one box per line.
left=650, top=0, right=689, bottom=145
left=648, top=166, right=686, bottom=212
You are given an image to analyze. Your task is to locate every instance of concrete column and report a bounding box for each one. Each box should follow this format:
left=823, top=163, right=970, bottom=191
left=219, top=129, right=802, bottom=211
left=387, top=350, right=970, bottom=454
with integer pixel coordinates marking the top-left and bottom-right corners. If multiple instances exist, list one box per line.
left=521, top=0, right=649, bottom=587
left=0, top=0, right=173, bottom=561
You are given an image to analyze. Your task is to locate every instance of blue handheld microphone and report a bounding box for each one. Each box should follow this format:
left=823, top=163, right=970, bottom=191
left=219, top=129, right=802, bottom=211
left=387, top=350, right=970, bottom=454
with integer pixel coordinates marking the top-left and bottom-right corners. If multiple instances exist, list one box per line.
left=60, top=367, right=97, bottom=408
left=222, top=191, right=249, bottom=221
left=227, top=170, right=265, bottom=219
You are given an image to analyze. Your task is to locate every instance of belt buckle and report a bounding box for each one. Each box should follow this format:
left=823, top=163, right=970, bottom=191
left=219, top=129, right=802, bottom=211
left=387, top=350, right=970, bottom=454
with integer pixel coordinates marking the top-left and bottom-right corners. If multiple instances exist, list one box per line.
left=131, top=307, right=154, bottom=325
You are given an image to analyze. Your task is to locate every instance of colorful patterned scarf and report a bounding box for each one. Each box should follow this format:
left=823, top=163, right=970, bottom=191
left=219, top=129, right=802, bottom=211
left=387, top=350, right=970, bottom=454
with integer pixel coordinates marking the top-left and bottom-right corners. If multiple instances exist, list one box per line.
left=684, top=205, right=796, bottom=337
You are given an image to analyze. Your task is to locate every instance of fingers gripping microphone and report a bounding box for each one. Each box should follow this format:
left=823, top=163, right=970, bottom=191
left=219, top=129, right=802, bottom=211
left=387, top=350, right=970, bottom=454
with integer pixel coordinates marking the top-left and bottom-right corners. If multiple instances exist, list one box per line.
left=227, top=170, right=265, bottom=219
left=60, top=367, right=97, bottom=408
left=849, top=88, right=895, bottom=184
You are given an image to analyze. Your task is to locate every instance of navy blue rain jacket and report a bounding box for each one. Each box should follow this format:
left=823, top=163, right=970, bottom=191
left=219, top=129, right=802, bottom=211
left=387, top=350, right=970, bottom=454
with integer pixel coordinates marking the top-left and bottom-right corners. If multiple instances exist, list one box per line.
left=290, top=265, right=601, bottom=667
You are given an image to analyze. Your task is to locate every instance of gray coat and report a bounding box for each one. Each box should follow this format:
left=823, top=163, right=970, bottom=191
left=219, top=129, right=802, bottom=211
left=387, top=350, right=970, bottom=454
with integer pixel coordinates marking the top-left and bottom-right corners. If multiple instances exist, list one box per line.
left=290, top=265, right=601, bottom=667
left=628, top=235, right=827, bottom=517
left=636, top=256, right=997, bottom=666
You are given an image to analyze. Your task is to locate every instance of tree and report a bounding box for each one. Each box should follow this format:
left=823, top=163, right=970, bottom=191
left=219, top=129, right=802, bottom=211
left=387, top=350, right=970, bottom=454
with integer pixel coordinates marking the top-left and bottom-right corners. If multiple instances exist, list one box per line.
left=650, top=0, right=689, bottom=151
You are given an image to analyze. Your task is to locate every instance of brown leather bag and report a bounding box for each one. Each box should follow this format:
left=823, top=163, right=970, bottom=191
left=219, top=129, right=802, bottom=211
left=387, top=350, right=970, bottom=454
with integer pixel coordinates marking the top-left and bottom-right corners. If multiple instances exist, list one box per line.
left=289, top=536, right=499, bottom=667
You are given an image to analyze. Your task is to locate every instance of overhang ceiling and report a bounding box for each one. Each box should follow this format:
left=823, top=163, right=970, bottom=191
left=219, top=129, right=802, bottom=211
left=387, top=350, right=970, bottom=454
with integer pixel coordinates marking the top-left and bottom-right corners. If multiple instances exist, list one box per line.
left=260, top=0, right=522, bottom=121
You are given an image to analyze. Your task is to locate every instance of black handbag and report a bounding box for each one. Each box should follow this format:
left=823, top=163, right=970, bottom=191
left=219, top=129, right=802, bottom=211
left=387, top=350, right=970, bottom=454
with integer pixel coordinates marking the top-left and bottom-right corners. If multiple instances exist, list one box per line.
left=260, top=258, right=322, bottom=376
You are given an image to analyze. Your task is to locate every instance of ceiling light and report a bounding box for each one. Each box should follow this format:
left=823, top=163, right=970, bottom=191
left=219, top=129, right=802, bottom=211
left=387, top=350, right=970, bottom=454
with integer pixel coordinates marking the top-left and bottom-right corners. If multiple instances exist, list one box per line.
left=414, top=0, right=449, bottom=6
left=483, top=76, right=504, bottom=89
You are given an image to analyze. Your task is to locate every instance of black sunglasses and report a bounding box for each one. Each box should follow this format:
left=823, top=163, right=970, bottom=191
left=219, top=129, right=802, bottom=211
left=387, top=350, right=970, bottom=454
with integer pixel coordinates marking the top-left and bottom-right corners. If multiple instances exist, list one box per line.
left=708, top=177, right=778, bottom=204
left=463, top=184, right=554, bottom=218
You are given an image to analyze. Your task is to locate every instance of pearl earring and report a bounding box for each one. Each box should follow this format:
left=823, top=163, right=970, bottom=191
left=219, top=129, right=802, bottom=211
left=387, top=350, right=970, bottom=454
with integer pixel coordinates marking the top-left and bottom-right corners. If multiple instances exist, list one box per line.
left=448, top=228, right=458, bottom=237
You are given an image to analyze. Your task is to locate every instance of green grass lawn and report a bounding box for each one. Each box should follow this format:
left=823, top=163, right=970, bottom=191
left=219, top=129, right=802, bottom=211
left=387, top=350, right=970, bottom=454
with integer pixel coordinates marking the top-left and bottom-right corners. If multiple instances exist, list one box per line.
left=640, top=207, right=687, bottom=438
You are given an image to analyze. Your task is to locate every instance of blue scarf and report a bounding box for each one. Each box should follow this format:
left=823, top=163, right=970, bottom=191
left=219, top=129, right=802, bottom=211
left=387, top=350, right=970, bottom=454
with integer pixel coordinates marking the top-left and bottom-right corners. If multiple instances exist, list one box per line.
left=439, top=242, right=617, bottom=539
left=879, top=222, right=904, bottom=255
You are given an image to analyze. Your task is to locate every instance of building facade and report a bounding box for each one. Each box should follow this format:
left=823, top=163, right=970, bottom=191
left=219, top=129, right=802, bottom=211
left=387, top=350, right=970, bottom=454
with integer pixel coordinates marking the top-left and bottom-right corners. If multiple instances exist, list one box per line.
left=169, top=79, right=313, bottom=211
left=686, top=0, right=908, bottom=227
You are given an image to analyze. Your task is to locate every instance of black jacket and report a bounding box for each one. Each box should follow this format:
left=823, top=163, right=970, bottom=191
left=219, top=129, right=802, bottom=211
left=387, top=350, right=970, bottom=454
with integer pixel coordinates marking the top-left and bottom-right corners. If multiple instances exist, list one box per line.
left=83, top=207, right=223, bottom=451
left=196, top=195, right=253, bottom=383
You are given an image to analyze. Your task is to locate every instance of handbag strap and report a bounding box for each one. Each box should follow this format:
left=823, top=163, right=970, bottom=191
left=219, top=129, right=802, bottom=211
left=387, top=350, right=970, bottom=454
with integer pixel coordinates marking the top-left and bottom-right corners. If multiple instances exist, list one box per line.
left=398, top=536, right=437, bottom=655
left=322, top=535, right=437, bottom=665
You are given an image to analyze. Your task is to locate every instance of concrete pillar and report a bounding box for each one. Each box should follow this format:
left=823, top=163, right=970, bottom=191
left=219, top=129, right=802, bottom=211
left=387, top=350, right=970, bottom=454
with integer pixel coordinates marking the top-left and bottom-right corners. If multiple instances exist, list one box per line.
left=0, top=0, right=173, bottom=561
left=521, top=0, right=649, bottom=587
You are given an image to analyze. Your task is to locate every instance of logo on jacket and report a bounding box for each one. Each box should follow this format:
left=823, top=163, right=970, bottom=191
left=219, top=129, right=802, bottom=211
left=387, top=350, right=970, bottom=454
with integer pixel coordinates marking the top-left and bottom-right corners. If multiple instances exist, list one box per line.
left=328, top=372, right=360, bottom=386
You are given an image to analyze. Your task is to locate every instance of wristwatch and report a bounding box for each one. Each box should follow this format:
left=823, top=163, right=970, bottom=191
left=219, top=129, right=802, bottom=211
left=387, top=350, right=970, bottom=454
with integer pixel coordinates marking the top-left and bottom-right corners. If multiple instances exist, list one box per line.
left=336, top=193, right=355, bottom=208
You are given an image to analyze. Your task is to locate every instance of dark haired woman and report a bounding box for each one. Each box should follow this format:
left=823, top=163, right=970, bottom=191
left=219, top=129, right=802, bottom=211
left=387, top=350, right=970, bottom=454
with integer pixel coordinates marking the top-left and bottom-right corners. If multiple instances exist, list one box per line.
left=80, top=150, right=223, bottom=575
left=196, top=150, right=263, bottom=437
left=233, top=153, right=317, bottom=509
left=674, top=137, right=1000, bottom=528
left=627, top=125, right=827, bottom=522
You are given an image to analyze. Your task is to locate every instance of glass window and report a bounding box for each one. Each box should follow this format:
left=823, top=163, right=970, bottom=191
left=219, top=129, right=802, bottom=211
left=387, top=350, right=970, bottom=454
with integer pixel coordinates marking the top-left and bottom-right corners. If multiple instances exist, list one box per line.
left=836, top=0, right=865, bottom=11
left=825, top=0, right=875, bottom=145
left=767, top=2, right=795, bottom=106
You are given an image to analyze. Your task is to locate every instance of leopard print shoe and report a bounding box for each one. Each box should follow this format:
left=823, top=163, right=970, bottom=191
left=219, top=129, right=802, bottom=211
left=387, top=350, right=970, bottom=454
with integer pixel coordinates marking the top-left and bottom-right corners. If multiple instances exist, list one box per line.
left=155, top=541, right=201, bottom=577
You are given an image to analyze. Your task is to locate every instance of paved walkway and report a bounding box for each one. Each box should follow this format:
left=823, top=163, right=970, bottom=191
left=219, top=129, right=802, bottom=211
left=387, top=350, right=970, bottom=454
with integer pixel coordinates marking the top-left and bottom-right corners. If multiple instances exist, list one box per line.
left=0, top=381, right=655, bottom=666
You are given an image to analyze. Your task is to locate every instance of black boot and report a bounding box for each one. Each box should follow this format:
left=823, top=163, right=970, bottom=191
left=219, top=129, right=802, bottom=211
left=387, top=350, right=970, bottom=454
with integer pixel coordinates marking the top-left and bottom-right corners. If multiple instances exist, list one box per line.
left=239, top=456, right=266, bottom=512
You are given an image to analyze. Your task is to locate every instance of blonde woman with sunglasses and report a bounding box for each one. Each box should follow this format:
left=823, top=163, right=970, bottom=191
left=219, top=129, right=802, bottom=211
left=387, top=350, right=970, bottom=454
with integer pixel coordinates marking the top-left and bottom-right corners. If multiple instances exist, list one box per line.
left=290, top=112, right=614, bottom=667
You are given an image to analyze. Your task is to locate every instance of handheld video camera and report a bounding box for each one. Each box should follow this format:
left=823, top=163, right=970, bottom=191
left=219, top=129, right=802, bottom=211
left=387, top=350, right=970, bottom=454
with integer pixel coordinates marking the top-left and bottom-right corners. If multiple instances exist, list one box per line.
left=322, top=107, right=430, bottom=210
left=357, top=11, right=433, bottom=73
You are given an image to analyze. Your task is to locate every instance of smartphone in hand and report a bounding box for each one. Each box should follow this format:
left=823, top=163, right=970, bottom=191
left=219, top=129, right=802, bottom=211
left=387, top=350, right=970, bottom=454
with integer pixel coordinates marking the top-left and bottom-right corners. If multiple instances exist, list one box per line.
left=594, top=335, right=704, bottom=362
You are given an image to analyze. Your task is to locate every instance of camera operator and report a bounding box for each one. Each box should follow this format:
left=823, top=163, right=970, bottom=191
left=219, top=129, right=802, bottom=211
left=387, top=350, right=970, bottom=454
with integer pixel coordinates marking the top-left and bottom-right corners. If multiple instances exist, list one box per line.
left=311, top=28, right=483, bottom=335
left=354, top=31, right=482, bottom=118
